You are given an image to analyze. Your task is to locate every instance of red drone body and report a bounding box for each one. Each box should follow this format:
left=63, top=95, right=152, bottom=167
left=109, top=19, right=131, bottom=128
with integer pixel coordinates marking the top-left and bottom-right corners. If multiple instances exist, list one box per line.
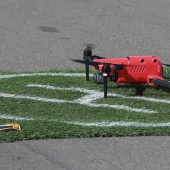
left=93, top=56, right=164, bottom=86
left=72, top=47, right=170, bottom=97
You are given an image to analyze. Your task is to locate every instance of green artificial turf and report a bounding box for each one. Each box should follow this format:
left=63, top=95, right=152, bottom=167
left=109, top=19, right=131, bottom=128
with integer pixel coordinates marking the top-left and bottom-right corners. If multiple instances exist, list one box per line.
left=0, top=69, right=170, bottom=143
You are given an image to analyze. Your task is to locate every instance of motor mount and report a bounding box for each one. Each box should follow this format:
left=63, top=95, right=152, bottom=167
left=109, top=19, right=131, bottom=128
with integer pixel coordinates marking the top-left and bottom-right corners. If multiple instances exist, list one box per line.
left=83, top=47, right=93, bottom=61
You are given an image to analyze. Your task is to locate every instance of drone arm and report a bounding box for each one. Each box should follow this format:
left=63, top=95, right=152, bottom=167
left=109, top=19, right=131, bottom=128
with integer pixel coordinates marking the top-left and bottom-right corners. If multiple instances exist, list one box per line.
left=111, top=65, right=123, bottom=73
left=163, top=63, right=170, bottom=67
left=150, top=79, right=170, bottom=89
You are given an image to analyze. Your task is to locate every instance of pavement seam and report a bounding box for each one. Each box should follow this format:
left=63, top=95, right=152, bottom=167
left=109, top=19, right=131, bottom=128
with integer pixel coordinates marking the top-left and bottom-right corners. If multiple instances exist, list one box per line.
left=20, top=141, right=69, bottom=170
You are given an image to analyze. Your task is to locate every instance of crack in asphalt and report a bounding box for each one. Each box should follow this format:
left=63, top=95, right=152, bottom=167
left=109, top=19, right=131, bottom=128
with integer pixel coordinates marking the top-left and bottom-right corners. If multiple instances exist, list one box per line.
left=20, top=141, right=69, bottom=170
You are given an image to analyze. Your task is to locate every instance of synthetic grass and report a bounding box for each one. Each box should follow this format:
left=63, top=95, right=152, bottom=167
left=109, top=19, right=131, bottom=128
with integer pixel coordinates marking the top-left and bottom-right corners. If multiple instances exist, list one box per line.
left=0, top=69, right=170, bottom=143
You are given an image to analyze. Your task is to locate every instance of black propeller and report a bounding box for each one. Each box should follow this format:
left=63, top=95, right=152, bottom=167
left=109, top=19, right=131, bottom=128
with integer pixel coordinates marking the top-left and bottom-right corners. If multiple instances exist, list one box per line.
left=92, top=55, right=106, bottom=59
left=71, top=59, right=102, bottom=67
left=163, top=63, right=170, bottom=67
left=72, top=58, right=104, bottom=82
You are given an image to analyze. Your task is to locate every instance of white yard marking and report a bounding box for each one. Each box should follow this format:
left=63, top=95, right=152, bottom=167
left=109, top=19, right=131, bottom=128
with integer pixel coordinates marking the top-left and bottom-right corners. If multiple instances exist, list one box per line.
left=26, top=84, right=157, bottom=113
left=64, top=121, right=170, bottom=127
left=2, top=72, right=170, bottom=128
left=1, top=72, right=170, bottom=114
left=1, top=113, right=170, bottom=128
left=108, top=93, right=170, bottom=104
left=1, top=72, right=170, bottom=104
left=27, top=84, right=170, bottom=105
left=0, top=92, right=156, bottom=114
left=0, top=93, right=68, bottom=103
left=0, top=114, right=34, bottom=121
left=0, top=72, right=93, bottom=79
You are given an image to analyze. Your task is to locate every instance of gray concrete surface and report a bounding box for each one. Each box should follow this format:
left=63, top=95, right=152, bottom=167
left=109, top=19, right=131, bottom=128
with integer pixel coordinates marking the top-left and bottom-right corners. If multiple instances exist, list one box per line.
left=0, top=0, right=170, bottom=72
left=1, top=137, right=170, bottom=170
left=0, top=0, right=170, bottom=169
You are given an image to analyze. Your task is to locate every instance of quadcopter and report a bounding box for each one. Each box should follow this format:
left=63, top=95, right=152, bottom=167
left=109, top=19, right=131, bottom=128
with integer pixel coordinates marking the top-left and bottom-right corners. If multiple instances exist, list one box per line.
left=72, top=46, right=170, bottom=97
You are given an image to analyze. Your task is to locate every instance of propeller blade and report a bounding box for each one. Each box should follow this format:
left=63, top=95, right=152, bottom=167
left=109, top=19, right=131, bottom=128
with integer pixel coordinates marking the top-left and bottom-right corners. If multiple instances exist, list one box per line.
left=71, top=59, right=102, bottom=67
left=72, top=59, right=125, bottom=68
left=92, top=55, right=107, bottom=59
left=163, top=63, right=170, bottom=67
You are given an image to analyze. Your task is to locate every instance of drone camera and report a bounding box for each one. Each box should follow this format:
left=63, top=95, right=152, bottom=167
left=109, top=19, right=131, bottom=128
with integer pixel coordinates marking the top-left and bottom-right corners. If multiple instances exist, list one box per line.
left=94, top=72, right=104, bottom=84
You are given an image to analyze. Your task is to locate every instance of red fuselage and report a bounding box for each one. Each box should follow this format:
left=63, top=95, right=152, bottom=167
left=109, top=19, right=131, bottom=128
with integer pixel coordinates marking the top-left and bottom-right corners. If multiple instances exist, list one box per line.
left=93, top=56, right=164, bottom=85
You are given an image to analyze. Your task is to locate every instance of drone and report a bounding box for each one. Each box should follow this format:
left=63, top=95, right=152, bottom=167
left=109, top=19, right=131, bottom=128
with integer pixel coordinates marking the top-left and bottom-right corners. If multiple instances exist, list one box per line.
left=72, top=46, right=170, bottom=98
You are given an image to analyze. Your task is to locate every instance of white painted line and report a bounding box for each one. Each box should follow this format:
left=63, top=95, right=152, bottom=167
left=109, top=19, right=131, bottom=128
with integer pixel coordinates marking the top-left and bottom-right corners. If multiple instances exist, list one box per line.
left=1, top=73, right=169, bottom=105
left=1, top=113, right=170, bottom=128
left=0, top=72, right=93, bottom=79
left=26, top=84, right=157, bottom=114
left=28, top=83, right=170, bottom=106
left=64, top=121, right=170, bottom=127
left=1, top=72, right=170, bottom=105
left=27, top=84, right=96, bottom=94
left=108, top=93, right=170, bottom=104
left=0, top=93, right=69, bottom=103
left=0, top=73, right=168, bottom=114
left=0, top=114, right=34, bottom=121
left=0, top=92, right=156, bottom=114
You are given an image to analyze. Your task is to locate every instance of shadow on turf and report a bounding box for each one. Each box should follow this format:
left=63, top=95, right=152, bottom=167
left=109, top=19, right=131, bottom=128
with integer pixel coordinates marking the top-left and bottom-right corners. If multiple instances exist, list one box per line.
left=107, top=84, right=170, bottom=97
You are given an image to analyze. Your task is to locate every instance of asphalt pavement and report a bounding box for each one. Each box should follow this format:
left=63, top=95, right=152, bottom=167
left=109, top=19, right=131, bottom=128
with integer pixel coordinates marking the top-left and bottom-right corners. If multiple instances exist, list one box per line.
left=0, top=0, right=170, bottom=169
